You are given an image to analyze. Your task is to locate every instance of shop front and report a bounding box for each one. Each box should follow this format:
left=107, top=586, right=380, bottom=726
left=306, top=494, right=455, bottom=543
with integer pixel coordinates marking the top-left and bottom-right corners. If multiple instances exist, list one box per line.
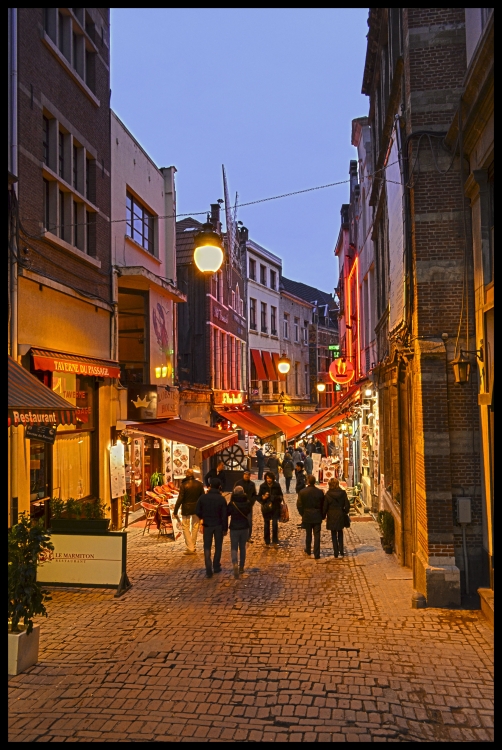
left=8, top=356, right=77, bottom=526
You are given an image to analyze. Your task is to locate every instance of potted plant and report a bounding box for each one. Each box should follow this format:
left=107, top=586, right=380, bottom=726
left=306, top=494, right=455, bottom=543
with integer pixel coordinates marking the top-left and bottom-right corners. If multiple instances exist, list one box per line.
left=49, top=498, right=110, bottom=534
left=8, top=513, right=53, bottom=675
left=377, top=510, right=395, bottom=553
left=149, top=471, right=164, bottom=489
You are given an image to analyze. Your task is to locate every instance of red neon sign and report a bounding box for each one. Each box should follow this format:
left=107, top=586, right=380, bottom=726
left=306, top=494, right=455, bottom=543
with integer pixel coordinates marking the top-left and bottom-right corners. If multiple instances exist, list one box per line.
left=329, top=358, right=355, bottom=385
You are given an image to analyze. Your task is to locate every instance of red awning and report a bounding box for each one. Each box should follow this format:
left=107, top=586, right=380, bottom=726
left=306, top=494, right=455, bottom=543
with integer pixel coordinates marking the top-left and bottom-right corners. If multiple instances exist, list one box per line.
left=288, top=410, right=330, bottom=441
left=8, top=357, right=76, bottom=427
left=31, top=348, right=121, bottom=379
left=127, top=418, right=238, bottom=460
left=214, top=409, right=282, bottom=441
left=262, top=351, right=278, bottom=381
left=291, top=382, right=363, bottom=439
left=287, top=411, right=319, bottom=423
left=250, top=349, right=268, bottom=381
left=272, top=352, right=287, bottom=382
left=263, top=413, right=302, bottom=441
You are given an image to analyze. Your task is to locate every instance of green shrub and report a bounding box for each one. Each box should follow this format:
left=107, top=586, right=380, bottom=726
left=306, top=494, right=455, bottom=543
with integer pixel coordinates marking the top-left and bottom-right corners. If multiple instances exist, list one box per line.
left=377, top=510, right=395, bottom=546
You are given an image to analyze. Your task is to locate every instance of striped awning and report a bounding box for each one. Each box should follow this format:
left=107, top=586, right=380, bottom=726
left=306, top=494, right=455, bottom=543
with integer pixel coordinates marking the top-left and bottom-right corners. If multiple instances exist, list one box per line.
left=31, top=348, right=121, bottom=378
left=250, top=349, right=268, bottom=381
left=126, top=418, right=238, bottom=460
left=8, top=357, right=76, bottom=427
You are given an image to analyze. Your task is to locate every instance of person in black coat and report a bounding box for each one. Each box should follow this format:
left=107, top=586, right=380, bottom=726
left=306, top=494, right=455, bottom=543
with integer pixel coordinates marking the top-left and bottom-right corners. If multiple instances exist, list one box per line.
left=227, top=486, right=252, bottom=578
left=281, top=454, right=295, bottom=493
left=256, top=448, right=265, bottom=480
left=323, top=478, right=350, bottom=557
left=297, top=475, right=325, bottom=559
left=195, top=477, right=228, bottom=577
left=294, top=462, right=307, bottom=528
left=235, top=470, right=257, bottom=543
left=204, top=461, right=226, bottom=491
left=265, top=452, right=281, bottom=480
left=257, top=471, right=284, bottom=545
left=173, top=469, right=205, bottom=554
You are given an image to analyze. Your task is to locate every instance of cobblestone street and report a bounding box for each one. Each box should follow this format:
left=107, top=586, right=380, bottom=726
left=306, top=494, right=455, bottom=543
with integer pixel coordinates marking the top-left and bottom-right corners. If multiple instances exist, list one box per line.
left=8, top=487, right=494, bottom=742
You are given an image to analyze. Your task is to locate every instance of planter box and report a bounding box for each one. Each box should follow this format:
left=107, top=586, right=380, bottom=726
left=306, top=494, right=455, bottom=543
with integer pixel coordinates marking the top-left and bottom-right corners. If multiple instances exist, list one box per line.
left=8, top=625, right=40, bottom=675
left=50, top=519, right=110, bottom=534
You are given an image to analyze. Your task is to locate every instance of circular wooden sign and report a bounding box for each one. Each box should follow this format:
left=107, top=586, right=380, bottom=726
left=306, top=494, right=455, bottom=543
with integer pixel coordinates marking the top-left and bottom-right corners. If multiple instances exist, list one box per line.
left=329, top=358, right=355, bottom=385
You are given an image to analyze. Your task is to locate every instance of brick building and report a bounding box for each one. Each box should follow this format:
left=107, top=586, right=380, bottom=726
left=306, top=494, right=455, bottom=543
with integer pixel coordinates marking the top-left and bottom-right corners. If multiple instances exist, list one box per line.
left=9, top=8, right=118, bottom=523
left=362, top=8, right=487, bottom=606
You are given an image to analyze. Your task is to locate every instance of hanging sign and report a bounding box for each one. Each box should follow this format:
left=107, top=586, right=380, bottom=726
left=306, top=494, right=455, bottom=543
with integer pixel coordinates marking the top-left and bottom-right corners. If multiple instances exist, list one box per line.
left=110, top=443, right=126, bottom=499
left=329, top=358, right=355, bottom=385
left=25, top=423, right=57, bottom=444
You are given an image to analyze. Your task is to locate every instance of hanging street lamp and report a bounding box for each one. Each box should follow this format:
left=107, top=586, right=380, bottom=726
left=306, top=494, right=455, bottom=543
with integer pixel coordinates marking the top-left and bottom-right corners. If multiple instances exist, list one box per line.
left=277, top=354, right=291, bottom=374
left=450, top=346, right=483, bottom=385
left=193, top=220, right=224, bottom=273
left=316, top=382, right=326, bottom=392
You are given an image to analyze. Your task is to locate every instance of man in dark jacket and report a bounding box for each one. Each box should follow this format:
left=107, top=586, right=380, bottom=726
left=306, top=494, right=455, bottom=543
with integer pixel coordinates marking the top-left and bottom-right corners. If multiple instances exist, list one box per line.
left=256, top=447, right=265, bottom=480
left=297, top=475, right=325, bottom=559
left=174, top=469, right=205, bottom=554
left=195, top=477, right=228, bottom=578
left=204, top=461, right=226, bottom=491
left=265, top=452, right=281, bottom=480
left=227, top=486, right=252, bottom=578
left=281, top=454, right=295, bottom=493
left=313, top=439, right=325, bottom=457
left=295, top=462, right=307, bottom=527
left=257, top=471, right=284, bottom=546
left=235, top=470, right=257, bottom=543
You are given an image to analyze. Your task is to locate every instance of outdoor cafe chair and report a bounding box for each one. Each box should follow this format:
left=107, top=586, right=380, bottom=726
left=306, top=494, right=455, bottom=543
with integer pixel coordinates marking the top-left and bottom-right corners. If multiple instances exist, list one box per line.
left=140, top=501, right=158, bottom=535
left=146, top=490, right=162, bottom=504
left=157, top=505, right=174, bottom=537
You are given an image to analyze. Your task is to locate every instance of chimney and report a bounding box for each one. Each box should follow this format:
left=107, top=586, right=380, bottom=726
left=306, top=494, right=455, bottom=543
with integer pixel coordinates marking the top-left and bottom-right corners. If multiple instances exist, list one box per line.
left=210, top=203, right=221, bottom=234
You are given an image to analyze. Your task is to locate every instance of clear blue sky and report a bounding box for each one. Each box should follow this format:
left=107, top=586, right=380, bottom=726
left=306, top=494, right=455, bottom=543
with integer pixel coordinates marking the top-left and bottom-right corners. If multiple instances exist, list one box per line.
left=110, top=8, right=369, bottom=292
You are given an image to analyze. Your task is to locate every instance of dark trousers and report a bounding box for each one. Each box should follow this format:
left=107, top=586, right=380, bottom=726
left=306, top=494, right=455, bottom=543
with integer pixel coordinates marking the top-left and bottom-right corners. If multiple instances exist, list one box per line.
left=248, top=509, right=253, bottom=539
left=230, top=528, right=248, bottom=568
left=304, top=522, right=321, bottom=559
left=264, top=517, right=279, bottom=544
left=331, top=529, right=344, bottom=557
left=203, top=525, right=223, bottom=573
left=257, top=464, right=265, bottom=480
left=285, top=476, right=292, bottom=492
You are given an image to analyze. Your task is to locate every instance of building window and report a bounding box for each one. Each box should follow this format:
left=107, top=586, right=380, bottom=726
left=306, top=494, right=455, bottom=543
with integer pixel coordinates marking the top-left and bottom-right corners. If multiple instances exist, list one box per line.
left=43, top=179, right=50, bottom=231
left=283, top=312, right=290, bottom=339
left=304, top=364, right=309, bottom=396
left=58, top=11, right=65, bottom=53
left=295, top=362, right=300, bottom=395
left=250, top=298, right=257, bottom=330
left=43, top=116, right=50, bottom=165
left=260, top=264, right=267, bottom=286
left=73, top=200, right=78, bottom=248
left=271, top=306, right=277, bottom=336
left=302, top=326, right=308, bottom=344
left=270, top=269, right=276, bottom=290
left=294, top=317, right=300, bottom=342
left=86, top=210, right=93, bottom=255
left=59, top=190, right=65, bottom=240
left=230, top=290, right=235, bottom=309
left=126, top=192, right=154, bottom=254
left=261, top=302, right=267, bottom=333
left=249, top=258, right=256, bottom=280
left=59, top=131, right=65, bottom=179
left=73, top=144, right=78, bottom=190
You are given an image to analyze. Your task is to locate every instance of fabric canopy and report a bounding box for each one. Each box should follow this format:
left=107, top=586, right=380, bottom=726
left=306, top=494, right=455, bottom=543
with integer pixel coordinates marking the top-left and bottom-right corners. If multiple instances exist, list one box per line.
left=250, top=349, right=268, bottom=381
left=264, top=413, right=306, bottom=441
left=291, top=382, right=363, bottom=440
left=127, top=418, right=238, bottom=459
left=8, top=356, right=76, bottom=427
left=262, top=351, right=278, bottom=381
left=287, top=410, right=330, bottom=441
left=286, top=411, right=319, bottom=424
left=214, top=409, right=282, bottom=441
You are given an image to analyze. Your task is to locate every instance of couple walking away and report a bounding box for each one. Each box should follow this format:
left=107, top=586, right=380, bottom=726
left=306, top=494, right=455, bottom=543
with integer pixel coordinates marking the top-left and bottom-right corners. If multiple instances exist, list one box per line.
left=297, top=477, right=350, bottom=559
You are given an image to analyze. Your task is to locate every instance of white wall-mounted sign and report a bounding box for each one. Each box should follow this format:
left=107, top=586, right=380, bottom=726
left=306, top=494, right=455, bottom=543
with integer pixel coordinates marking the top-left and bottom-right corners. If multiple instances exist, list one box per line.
left=110, top=443, right=126, bottom=499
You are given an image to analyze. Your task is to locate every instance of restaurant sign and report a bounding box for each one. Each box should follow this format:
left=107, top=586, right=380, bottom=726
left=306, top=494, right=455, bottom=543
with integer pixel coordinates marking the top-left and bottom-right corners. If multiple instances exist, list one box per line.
left=214, top=391, right=247, bottom=406
left=25, top=423, right=57, bottom=444
left=329, top=358, right=355, bottom=385
left=9, top=409, right=75, bottom=428
left=32, top=353, right=121, bottom=379
left=127, top=385, right=179, bottom=421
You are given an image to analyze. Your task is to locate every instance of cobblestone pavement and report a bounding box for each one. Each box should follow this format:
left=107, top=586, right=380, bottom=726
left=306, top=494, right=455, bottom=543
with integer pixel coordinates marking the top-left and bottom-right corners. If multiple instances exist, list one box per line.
left=9, top=482, right=494, bottom=742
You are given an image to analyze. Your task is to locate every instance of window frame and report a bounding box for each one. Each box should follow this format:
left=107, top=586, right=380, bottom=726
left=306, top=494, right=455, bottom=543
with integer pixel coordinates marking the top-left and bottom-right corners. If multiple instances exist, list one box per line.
left=249, top=298, right=257, bottom=330
left=249, top=258, right=256, bottom=281
left=283, top=312, right=290, bottom=339
left=260, top=264, right=267, bottom=286
left=271, top=306, right=277, bottom=336
left=270, top=269, right=276, bottom=290
left=260, top=302, right=267, bottom=333
left=126, top=191, right=155, bottom=255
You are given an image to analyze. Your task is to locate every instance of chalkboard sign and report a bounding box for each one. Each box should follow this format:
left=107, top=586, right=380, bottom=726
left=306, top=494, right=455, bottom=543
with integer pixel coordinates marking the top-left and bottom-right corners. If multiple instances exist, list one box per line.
left=25, top=423, right=57, bottom=444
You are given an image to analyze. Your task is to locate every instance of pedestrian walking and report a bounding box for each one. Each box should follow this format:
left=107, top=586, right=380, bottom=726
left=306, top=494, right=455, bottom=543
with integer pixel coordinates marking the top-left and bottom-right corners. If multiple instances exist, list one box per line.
left=194, top=477, right=228, bottom=578
left=313, top=439, right=325, bottom=457
left=173, top=468, right=205, bottom=555
left=265, top=452, right=281, bottom=480
left=227, top=486, right=252, bottom=579
left=281, top=453, right=295, bottom=493
left=323, top=478, right=350, bottom=557
left=304, top=453, right=313, bottom=475
left=297, top=474, right=325, bottom=559
left=295, top=462, right=307, bottom=493
left=204, top=460, right=227, bottom=491
left=292, top=447, right=302, bottom=465
left=257, top=471, right=284, bottom=546
left=234, top=470, right=257, bottom=543
left=256, top=447, right=266, bottom=480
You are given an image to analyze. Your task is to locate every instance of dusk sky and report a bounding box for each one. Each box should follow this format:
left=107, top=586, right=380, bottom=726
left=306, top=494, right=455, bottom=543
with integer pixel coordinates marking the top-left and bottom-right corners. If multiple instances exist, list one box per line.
left=110, top=8, right=369, bottom=292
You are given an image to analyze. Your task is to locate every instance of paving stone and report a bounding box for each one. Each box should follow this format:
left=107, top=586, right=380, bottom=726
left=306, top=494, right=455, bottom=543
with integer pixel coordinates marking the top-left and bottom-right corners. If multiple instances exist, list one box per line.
left=7, top=483, right=494, bottom=742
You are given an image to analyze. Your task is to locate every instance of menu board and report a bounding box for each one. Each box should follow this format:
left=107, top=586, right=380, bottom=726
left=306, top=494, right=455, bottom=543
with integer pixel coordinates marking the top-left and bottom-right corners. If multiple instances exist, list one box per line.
left=311, top=452, right=322, bottom=481
left=167, top=496, right=183, bottom=541
left=163, top=441, right=173, bottom=483
left=110, top=443, right=126, bottom=499
left=172, top=442, right=189, bottom=479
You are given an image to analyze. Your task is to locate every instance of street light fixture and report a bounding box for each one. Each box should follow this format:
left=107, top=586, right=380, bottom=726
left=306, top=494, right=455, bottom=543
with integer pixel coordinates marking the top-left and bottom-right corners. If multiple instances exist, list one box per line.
left=193, top=220, right=224, bottom=273
left=316, top=382, right=326, bottom=393
left=277, top=354, right=291, bottom=374
left=451, top=346, right=483, bottom=385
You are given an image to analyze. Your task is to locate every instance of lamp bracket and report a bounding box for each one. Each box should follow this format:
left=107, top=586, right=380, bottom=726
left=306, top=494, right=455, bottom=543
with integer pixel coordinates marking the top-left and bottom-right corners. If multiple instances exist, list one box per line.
left=460, top=346, right=483, bottom=362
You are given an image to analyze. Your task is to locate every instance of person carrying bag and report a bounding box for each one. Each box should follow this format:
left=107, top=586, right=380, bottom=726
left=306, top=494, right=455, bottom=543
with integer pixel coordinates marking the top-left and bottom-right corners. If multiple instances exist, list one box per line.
left=257, top=471, right=284, bottom=546
left=227, top=486, right=252, bottom=579
left=323, top=478, right=350, bottom=557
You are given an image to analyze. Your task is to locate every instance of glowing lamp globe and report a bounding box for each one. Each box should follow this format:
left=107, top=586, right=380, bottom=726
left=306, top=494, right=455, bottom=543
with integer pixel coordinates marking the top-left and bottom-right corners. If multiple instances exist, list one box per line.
left=317, top=382, right=326, bottom=392
left=277, top=354, right=291, bottom=374
left=193, top=223, right=224, bottom=273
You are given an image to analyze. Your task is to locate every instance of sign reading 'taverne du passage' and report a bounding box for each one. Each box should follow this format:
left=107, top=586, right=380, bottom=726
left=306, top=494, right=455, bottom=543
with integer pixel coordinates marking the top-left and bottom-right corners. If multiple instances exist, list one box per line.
left=37, top=533, right=131, bottom=597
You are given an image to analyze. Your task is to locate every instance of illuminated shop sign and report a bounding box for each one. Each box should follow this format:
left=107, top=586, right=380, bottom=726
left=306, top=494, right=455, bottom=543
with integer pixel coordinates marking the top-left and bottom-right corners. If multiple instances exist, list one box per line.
left=329, top=358, right=355, bottom=385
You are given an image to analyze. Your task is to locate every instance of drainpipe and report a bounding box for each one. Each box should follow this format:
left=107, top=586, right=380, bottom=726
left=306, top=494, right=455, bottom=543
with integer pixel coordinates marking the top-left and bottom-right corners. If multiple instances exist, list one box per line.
left=9, top=8, right=19, bottom=526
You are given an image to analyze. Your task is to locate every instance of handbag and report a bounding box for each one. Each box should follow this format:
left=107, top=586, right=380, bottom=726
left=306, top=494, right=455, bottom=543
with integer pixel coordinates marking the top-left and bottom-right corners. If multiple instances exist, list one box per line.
left=262, top=500, right=274, bottom=513
left=343, top=512, right=351, bottom=528
left=279, top=501, right=289, bottom=523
